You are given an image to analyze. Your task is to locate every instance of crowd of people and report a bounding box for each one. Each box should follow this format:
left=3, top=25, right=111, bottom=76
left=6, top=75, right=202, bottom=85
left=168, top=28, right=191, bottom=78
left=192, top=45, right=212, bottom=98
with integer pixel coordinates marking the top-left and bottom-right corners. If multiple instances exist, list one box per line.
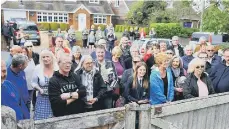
left=1, top=24, right=229, bottom=123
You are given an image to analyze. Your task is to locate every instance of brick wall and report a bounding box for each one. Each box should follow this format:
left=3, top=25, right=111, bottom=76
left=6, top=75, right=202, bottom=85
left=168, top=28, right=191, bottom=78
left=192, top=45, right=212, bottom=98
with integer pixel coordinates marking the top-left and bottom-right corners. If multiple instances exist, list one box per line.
left=26, top=11, right=37, bottom=23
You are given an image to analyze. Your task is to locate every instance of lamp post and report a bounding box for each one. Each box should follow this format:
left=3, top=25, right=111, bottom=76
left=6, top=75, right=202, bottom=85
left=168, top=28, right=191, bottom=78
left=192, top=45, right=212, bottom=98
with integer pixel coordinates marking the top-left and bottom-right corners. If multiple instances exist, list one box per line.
left=200, top=0, right=205, bottom=32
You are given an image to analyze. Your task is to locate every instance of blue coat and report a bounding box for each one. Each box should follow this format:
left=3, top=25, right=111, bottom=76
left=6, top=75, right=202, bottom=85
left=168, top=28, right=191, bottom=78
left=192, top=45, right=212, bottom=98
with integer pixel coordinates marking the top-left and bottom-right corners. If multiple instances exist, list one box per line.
left=210, top=60, right=229, bottom=93
left=181, top=55, right=194, bottom=70
left=6, top=67, right=29, bottom=107
left=1, top=80, right=30, bottom=120
left=150, top=67, right=174, bottom=105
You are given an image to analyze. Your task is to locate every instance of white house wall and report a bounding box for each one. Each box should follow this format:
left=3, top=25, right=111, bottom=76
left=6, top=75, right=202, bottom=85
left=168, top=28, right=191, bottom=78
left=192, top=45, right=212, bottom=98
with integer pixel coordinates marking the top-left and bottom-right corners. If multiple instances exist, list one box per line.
left=3, top=10, right=26, bottom=21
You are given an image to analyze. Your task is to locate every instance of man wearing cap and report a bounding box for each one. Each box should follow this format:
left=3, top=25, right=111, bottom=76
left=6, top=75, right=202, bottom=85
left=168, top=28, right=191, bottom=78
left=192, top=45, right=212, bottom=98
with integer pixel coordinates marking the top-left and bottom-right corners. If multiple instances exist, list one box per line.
left=169, top=36, right=184, bottom=57
left=91, top=39, right=112, bottom=60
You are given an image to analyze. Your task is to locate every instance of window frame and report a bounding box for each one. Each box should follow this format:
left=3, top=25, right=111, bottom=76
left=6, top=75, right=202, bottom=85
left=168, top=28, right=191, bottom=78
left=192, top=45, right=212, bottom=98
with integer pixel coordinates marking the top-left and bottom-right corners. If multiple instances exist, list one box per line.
left=89, top=0, right=99, bottom=4
left=114, top=0, right=120, bottom=7
left=93, top=15, right=107, bottom=24
left=37, top=12, right=68, bottom=23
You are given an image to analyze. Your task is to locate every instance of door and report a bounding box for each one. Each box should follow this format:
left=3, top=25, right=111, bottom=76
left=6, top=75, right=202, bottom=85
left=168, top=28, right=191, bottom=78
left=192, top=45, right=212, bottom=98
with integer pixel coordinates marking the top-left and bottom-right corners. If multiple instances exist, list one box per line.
left=78, top=13, right=86, bottom=31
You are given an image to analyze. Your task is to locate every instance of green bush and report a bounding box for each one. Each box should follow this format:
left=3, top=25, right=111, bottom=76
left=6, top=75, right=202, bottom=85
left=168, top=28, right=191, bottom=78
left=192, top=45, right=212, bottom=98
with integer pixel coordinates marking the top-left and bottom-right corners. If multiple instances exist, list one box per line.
left=115, top=25, right=119, bottom=32
left=59, top=23, right=68, bottom=31
left=49, top=23, right=59, bottom=30
left=38, top=23, right=50, bottom=31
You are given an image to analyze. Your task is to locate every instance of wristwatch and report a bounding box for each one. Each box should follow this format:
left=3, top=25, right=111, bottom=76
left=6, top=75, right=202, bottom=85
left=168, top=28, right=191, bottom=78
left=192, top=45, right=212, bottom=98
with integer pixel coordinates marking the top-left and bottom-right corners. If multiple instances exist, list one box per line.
left=69, top=92, right=73, bottom=99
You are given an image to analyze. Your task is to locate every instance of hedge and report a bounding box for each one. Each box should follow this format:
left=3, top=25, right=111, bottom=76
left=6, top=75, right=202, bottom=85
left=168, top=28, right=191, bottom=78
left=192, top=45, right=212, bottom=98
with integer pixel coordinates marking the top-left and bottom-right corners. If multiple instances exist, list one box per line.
left=115, top=23, right=199, bottom=38
left=37, top=23, right=69, bottom=31
left=60, top=23, right=68, bottom=31
left=50, top=23, right=59, bottom=30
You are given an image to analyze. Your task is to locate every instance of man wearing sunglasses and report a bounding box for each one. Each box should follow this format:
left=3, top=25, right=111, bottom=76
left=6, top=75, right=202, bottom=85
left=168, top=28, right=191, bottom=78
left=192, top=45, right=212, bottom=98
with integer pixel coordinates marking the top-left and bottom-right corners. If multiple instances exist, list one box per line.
left=206, top=45, right=221, bottom=68
left=210, top=48, right=229, bottom=93
left=24, top=41, right=39, bottom=65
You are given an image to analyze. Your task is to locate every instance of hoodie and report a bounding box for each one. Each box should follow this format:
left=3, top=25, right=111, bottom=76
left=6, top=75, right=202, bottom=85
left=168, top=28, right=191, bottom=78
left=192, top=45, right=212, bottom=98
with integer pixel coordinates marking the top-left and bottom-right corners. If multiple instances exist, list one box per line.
left=48, top=71, right=86, bottom=117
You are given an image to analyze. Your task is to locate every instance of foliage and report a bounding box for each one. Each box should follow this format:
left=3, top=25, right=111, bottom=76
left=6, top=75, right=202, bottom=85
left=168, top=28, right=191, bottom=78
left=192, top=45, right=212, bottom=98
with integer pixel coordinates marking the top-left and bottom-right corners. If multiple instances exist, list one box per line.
left=203, top=5, right=229, bottom=33
left=115, top=23, right=197, bottom=38
left=60, top=23, right=68, bottom=31
left=50, top=23, right=59, bottom=30
left=127, top=1, right=167, bottom=25
left=38, top=23, right=50, bottom=30
left=92, top=24, right=106, bottom=31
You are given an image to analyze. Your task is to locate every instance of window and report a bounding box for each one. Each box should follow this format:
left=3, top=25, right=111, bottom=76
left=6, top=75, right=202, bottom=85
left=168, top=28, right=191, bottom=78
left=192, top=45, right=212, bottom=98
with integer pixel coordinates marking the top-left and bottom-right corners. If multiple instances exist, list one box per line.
left=89, top=0, right=99, bottom=4
left=93, top=15, right=106, bottom=24
left=54, top=16, right=58, bottom=22
left=115, top=0, right=120, bottom=7
left=37, top=16, right=42, bottom=22
left=37, top=12, right=68, bottom=23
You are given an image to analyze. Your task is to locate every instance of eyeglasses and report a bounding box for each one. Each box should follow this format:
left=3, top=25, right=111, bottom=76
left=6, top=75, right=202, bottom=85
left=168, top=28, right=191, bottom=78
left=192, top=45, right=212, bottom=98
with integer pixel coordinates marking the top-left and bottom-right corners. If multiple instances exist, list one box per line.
left=133, top=61, right=140, bottom=64
left=199, top=57, right=208, bottom=59
left=26, top=46, right=33, bottom=48
left=166, top=53, right=173, bottom=55
left=207, top=50, right=214, bottom=52
left=196, top=65, right=205, bottom=69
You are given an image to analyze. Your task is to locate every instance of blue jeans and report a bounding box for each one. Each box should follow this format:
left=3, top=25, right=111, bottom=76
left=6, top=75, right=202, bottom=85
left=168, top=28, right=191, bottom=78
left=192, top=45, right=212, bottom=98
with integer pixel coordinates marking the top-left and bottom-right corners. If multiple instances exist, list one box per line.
left=107, top=43, right=114, bottom=52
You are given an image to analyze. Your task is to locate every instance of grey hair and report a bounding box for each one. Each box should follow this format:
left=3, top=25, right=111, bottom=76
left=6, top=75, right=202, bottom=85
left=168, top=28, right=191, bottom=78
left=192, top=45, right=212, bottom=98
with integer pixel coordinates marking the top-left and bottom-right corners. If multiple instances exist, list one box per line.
left=199, top=36, right=207, bottom=42
left=184, top=45, right=193, bottom=51
left=130, top=44, right=139, bottom=52
left=11, top=54, right=28, bottom=68
left=74, top=55, right=93, bottom=72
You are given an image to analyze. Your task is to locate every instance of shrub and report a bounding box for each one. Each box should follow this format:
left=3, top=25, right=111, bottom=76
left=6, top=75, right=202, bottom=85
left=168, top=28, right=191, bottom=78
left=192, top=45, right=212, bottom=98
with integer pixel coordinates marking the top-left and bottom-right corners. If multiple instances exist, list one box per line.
left=50, top=23, right=59, bottom=31
left=60, top=23, right=68, bottom=31
left=115, top=25, right=119, bottom=32
left=38, top=23, right=50, bottom=31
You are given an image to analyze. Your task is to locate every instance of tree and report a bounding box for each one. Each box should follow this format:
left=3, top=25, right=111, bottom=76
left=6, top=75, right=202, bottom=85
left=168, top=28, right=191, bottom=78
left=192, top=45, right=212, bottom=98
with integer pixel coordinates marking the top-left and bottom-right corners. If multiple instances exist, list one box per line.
left=127, top=1, right=167, bottom=25
left=203, top=4, right=229, bottom=33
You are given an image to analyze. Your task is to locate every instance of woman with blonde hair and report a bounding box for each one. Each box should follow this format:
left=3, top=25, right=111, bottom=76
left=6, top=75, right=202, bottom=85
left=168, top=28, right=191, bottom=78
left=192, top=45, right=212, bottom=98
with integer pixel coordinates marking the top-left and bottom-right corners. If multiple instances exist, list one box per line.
left=150, top=52, right=174, bottom=105
left=183, top=58, right=215, bottom=99
left=31, top=50, right=59, bottom=120
left=124, top=62, right=149, bottom=104
left=112, top=46, right=126, bottom=96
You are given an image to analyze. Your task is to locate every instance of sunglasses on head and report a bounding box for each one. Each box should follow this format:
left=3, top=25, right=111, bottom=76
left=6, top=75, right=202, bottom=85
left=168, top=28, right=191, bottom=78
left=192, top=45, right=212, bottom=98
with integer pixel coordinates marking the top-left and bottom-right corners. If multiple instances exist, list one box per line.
left=26, top=46, right=33, bottom=48
left=196, top=65, right=204, bottom=69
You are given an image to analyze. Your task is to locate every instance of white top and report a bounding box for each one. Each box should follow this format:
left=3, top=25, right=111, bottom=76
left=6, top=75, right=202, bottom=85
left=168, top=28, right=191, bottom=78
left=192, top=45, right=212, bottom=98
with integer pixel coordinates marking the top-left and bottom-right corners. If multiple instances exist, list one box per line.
left=24, top=59, right=36, bottom=90
left=174, top=47, right=179, bottom=56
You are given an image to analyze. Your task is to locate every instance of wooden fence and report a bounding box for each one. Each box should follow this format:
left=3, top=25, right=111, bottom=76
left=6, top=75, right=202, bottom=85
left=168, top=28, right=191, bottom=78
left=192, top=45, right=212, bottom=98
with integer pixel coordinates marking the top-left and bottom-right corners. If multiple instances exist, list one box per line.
left=2, top=92, right=229, bottom=129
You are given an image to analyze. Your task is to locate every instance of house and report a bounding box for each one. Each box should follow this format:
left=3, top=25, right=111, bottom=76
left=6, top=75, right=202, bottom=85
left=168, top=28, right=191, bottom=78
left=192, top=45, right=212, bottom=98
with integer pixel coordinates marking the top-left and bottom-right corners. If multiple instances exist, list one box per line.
left=108, top=0, right=135, bottom=25
left=1, top=0, right=115, bottom=31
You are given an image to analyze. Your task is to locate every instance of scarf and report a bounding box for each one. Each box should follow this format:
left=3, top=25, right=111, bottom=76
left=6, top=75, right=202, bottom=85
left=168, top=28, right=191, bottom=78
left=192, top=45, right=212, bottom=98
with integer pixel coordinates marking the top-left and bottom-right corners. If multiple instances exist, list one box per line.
left=171, top=67, right=180, bottom=78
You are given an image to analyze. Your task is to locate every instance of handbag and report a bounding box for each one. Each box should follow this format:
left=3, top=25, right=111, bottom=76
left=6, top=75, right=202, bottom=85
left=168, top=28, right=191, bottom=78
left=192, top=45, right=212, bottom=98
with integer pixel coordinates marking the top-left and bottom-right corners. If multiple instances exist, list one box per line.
left=115, top=96, right=126, bottom=107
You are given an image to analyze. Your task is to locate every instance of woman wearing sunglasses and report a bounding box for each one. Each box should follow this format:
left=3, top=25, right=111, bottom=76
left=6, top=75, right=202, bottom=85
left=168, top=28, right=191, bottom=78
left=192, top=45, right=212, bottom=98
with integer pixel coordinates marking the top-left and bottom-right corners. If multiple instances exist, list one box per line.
left=183, top=58, right=215, bottom=99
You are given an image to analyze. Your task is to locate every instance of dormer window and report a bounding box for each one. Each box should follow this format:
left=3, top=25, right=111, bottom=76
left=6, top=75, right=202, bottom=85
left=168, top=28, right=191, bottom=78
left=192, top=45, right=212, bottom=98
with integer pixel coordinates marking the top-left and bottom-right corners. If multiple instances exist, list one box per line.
left=89, top=0, right=99, bottom=4
left=115, top=0, right=120, bottom=7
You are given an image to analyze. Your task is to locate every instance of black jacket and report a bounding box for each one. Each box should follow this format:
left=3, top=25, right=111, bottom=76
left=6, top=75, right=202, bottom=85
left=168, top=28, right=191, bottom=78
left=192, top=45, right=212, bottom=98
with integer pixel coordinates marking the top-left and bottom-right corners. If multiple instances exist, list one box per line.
left=169, top=45, right=184, bottom=57
left=32, top=52, right=39, bottom=65
left=183, top=73, right=215, bottom=99
left=120, top=69, right=133, bottom=89
left=124, top=76, right=149, bottom=103
left=94, top=59, right=118, bottom=90
left=75, top=68, right=107, bottom=110
left=210, top=60, right=229, bottom=93
left=48, top=71, right=86, bottom=117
